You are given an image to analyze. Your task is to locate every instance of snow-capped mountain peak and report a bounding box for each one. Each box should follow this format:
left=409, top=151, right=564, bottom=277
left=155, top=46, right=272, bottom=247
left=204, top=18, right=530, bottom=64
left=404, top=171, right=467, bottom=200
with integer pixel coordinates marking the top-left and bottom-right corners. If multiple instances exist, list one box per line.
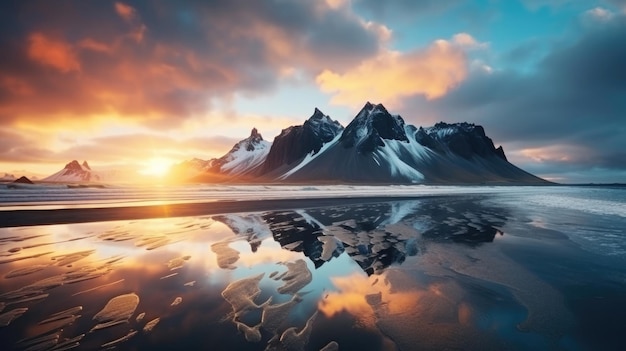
left=261, top=108, right=344, bottom=174
left=212, top=128, right=271, bottom=175
left=340, top=102, right=408, bottom=153
left=303, top=108, right=343, bottom=143
left=43, top=160, right=100, bottom=182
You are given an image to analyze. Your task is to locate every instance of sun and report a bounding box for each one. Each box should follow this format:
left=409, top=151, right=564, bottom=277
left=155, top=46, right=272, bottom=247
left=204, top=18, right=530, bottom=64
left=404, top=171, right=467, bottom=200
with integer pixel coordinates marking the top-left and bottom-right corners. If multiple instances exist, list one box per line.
left=140, top=157, right=174, bottom=178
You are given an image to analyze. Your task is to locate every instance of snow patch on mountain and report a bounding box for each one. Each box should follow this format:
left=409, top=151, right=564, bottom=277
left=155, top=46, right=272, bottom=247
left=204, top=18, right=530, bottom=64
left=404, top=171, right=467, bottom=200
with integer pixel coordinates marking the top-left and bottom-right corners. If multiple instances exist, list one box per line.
left=279, top=133, right=342, bottom=180
left=340, top=102, right=408, bottom=153
left=220, top=140, right=271, bottom=174
left=374, top=140, right=424, bottom=181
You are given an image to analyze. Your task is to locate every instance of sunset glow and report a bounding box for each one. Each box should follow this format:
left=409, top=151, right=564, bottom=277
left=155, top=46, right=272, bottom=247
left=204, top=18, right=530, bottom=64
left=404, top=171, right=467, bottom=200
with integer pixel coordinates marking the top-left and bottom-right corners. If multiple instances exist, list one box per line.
left=139, top=157, right=176, bottom=178
left=1, top=1, right=624, bottom=183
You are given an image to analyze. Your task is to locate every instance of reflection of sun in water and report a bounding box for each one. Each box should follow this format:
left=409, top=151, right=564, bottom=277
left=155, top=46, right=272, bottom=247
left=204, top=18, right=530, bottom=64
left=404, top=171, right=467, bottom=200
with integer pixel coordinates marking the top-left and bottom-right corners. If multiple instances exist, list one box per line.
left=140, top=157, right=174, bottom=177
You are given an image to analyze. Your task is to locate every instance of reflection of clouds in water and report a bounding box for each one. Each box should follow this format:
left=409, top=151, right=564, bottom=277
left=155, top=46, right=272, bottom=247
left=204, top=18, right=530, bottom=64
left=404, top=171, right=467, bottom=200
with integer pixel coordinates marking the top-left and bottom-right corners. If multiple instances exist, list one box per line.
left=0, top=195, right=596, bottom=350
left=319, top=272, right=425, bottom=329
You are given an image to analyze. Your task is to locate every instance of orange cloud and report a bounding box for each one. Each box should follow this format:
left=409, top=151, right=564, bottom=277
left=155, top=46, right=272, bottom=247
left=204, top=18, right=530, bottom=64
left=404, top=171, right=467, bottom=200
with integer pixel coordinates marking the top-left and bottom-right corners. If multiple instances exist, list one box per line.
left=27, top=33, right=80, bottom=73
left=452, top=33, right=489, bottom=50
left=78, top=38, right=112, bottom=53
left=114, top=2, right=136, bottom=21
left=316, top=37, right=468, bottom=107
left=318, top=272, right=426, bottom=329
left=515, top=144, right=590, bottom=163
left=1, top=76, right=34, bottom=96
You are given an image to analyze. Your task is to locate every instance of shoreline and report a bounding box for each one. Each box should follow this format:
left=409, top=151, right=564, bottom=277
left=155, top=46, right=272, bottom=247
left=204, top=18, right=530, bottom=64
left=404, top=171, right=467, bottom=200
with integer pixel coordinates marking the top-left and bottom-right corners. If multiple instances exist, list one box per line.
left=0, top=196, right=429, bottom=228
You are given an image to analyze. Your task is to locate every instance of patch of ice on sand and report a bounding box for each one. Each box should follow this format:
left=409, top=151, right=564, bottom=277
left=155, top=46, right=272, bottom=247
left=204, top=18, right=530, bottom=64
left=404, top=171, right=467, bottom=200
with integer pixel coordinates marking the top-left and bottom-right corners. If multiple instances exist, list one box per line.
left=318, top=236, right=342, bottom=261
left=91, top=293, right=139, bottom=331
left=101, top=329, right=138, bottom=348
left=261, top=294, right=302, bottom=334
left=143, top=317, right=160, bottom=333
left=320, top=341, right=339, bottom=351
left=0, top=307, right=28, bottom=326
left=275, top=311, right=318, bottom=351
left=222, top=273, right=267, bottom=319
left=211, top=241, right=240, bottom=269
left=276, top=259, right=312, bottom=295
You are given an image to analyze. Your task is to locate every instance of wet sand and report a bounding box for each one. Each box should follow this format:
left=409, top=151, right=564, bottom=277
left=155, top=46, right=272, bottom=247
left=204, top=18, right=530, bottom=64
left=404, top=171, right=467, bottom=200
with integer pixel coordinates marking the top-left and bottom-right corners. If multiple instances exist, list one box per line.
left=0, top=189, right=624, bottom=350
left=0, top=196, right=425, bottom=228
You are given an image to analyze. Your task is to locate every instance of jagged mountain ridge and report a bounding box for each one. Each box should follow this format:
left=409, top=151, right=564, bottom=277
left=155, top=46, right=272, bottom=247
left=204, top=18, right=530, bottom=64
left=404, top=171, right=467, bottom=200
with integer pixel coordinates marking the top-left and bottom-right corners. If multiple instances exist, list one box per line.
left=267, top=102, right=546, bottom=184
left=261, top=108, right=344, bottom=176
left=175, top=102, right=548, bottom=184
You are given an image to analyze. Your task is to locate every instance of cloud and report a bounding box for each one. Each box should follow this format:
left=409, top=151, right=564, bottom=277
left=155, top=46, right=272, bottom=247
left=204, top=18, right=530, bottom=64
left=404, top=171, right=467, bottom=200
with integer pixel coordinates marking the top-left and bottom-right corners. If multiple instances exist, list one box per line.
left=0, top=0, right=389, bottom=130
left=583, top=7, right=616, bottom=24
left=316, top=34, right=482, bottom=107
left=452, top=33, right=489, bottom=50
left=0, top=129, right=55, bottom=163
left=399, top=14, right=626, bottom=182
left=27, top=33, right=81, bottom=73
left=114, top=2, right=136, bottom=22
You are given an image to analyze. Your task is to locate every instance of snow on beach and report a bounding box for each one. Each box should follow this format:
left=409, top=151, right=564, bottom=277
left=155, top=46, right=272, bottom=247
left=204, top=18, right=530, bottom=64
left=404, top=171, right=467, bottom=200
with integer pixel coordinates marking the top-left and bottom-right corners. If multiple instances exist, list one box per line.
left=0, top=183, right=589, bottom=211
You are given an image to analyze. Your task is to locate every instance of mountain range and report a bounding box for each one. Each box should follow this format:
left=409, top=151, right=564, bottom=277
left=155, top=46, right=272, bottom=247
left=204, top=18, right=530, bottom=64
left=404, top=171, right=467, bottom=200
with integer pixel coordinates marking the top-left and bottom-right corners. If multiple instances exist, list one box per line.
left=172, top=102, right=547, bottom=185
left=37, top=102, right=548, bottom=185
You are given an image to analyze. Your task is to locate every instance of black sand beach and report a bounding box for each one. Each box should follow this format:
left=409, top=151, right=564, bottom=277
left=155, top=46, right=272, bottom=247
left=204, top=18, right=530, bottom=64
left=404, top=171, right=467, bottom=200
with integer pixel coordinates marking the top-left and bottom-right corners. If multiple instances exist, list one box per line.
left=0, top=196, right=426, bottom=228
left=1, top=187, right=625, bottom=350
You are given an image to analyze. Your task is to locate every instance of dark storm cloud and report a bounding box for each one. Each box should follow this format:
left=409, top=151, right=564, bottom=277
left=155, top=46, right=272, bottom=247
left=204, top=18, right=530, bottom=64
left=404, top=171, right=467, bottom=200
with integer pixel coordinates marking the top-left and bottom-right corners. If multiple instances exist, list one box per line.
left=0, top=0, right=385, bottom=129
left=402, top=14, right=626, bottom=177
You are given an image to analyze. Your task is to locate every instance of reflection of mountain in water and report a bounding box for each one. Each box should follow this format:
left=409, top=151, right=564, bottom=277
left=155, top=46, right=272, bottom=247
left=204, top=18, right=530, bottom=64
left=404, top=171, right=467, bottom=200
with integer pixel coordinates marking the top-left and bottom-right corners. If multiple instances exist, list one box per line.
left=216, top=196, right=509, bottom=275
left=416, top=199, right=507, bottom=245
left=212, top=214, right=273, bottom=252
left=261, top=211, right=334, bottom=268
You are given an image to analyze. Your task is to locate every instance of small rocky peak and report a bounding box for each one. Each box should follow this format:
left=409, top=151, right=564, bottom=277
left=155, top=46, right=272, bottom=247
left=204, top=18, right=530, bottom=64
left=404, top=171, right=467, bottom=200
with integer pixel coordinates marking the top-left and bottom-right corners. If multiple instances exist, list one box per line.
left=64, top=160, right=82, bottom=170
left=13, top=176, right=34, bottom=184
left=244, top=128, right=265, bottom=151
left=495, top=146, right=507, bottom=161
left=250, top=128, right=262, bottom=140
left=341, top=101, right=408, bottom=152
left=82, top=161, right=91, bottom=170
left=312, top=108, right=325, bottom=119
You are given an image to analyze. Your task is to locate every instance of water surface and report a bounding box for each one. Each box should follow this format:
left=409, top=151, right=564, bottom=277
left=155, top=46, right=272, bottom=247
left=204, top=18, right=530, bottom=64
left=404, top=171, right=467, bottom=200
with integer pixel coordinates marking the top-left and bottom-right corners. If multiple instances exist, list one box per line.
left=0, top=187, right=624, bottom=350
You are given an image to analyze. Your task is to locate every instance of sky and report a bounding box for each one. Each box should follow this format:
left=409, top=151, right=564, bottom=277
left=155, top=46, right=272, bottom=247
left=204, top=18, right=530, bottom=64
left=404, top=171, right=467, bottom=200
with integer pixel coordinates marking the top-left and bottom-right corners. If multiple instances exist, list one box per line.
left=0, top=0, right=625, bottom=183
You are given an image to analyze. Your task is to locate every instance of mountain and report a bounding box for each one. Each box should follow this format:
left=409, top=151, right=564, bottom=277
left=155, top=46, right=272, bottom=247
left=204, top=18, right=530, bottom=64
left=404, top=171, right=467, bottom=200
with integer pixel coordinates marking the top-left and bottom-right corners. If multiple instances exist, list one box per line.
left=171, top=102, right=547, bottom=184
left=271, top=102, right=548, bottom=184
left=0, top=173, right=16, bottom=181
left=42, top=160, right=100, bottom=183
left=274, top=102, right=426, bottom=183
left=261, top=108, right=343, bottom=175
left=191, top=128, right=271, bottom=182
left=13, top=176, right=34, bottom=184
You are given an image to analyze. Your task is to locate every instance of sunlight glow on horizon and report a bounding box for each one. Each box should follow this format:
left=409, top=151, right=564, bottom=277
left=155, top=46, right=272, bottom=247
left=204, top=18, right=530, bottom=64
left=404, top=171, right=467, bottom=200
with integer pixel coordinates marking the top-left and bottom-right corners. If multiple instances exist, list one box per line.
left=138, top=157, right=176, bottom=178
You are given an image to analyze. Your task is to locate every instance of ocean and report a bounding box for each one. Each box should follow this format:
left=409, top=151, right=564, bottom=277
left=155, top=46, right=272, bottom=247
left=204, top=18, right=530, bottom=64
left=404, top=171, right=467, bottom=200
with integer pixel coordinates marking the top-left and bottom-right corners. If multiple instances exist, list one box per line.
left=0, top=185, right=624, bottom=350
